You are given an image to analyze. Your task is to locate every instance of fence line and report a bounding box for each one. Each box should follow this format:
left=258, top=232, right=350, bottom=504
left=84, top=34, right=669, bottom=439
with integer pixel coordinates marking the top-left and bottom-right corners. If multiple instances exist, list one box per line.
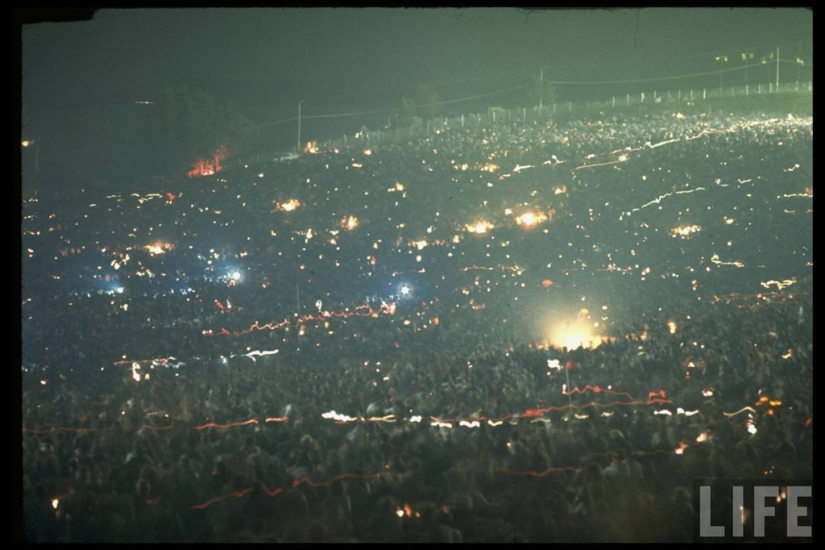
left=227, top=81, right=811, bottom=170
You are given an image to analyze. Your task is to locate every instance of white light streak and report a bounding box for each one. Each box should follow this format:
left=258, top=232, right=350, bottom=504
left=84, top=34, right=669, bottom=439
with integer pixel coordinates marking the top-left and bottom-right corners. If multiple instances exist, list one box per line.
left=710, top=254, right=745, bottom=268
left=620, top=188, right=705, bottom=219
left=760, top=279, right=796, bottom=290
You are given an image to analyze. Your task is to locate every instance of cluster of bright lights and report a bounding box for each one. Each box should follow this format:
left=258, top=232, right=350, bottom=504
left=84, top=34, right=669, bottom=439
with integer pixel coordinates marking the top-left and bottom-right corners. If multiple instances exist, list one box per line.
left=516, top=212, right=547, bottom=227
left=670, top=225, right=701, bottom=238
left=278, top=199, right=300, bottom=212
left=303, top=142, right=319, bottom=154
left=342, top=216, right=359, bottom=230
left=466, top=221, right=494, bottom=234
left=144, top=242, right=173, bottom=256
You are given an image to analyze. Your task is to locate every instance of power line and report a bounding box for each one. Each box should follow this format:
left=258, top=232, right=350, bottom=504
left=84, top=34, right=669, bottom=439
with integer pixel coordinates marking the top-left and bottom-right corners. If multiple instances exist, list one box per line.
left=544, top=62, right=767, bottom=85
left=313, top=43, right=807, bottom=103
left=255, top=117, right=297, bottom=129
left=259, top=43, right=810, bottom=117
left=429, top=84, right=531, bottom=106
left=318, top=69, right=529, bottom=102
left=256, top=58, right=809, bottom=129
left=257, top=84, right=532, bottom=128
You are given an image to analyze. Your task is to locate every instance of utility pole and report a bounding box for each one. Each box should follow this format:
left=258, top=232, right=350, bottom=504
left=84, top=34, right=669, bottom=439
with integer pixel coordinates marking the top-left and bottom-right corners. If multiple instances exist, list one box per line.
left=715, top=55, right=728, bottom=91
left=22, top=138, right=40, bottom=200
left=297, top=100, right=303, bottom=154
left=33, top=139, right=40, bottom=200
left=776, top=46, right=780, bottom=90
left=539, top=67, right=544, bottom=111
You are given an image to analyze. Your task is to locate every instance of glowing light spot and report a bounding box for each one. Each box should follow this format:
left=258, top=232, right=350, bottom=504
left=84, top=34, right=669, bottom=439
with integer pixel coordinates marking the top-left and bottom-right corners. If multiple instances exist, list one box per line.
left=278, top=199, right=300, bottom=212
left=342, top=216, right=359, bottom=230
left=671, top=225, right=701, bottom=238
left=466, top=221, right=494, bottom=234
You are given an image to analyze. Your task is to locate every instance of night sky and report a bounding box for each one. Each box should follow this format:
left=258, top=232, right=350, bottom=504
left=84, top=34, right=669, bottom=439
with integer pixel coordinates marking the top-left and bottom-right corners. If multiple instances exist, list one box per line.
left=20, top=8, right=812, bottom=193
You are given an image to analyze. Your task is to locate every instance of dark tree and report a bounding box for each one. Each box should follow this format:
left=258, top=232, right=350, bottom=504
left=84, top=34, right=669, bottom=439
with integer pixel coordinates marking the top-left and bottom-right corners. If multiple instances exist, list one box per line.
left=146, top=85, right=256, bottom=176
left=399, top=83, right=442, bottom=122
left=415, top=83, right=442, bottom=120
left=529, top=72, right=557, bottom=111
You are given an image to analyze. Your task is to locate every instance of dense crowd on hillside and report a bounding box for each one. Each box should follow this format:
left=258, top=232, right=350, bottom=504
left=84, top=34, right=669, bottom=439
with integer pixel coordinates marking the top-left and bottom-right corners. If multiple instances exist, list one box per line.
left=22, top=100, right=812, bottom=542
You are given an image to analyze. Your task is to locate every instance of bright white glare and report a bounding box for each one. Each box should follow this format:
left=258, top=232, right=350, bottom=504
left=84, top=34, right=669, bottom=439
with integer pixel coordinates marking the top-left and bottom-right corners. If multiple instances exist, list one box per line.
left=230, top=271, right=241, bottom=281
left=466, top=221, right=493, bottom=234
left=400, top=285, right=410, bottom=296
left=280, top=199, right=299, bottom=212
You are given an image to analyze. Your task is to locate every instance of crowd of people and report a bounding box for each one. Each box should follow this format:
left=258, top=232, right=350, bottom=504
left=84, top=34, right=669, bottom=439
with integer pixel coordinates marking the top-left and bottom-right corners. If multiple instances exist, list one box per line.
left=22, top=96, right=812, bottom=542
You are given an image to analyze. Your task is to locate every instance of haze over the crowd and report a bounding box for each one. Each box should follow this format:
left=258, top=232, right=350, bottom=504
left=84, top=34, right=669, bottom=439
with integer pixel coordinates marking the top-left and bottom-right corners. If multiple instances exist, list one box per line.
left=20, top=8, right=811, bottom=196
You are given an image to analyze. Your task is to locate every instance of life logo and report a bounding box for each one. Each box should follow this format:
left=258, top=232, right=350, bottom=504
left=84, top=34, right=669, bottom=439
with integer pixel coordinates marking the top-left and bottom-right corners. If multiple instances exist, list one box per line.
left=694, top=479, right=812, bottom=542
